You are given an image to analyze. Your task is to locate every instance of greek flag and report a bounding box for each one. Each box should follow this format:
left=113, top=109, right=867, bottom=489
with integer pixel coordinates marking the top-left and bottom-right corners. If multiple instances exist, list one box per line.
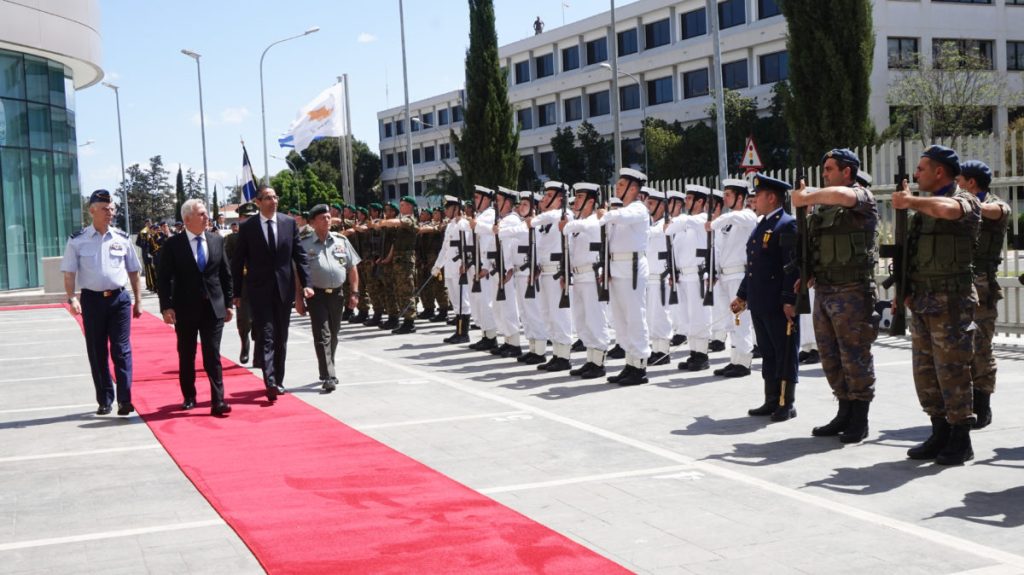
left=241, top=143, right=259, bottom=201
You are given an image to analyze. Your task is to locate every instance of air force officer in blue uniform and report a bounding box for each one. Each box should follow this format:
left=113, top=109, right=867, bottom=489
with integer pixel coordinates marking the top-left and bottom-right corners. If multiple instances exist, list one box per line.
left=732, top=175, right=800, bottom=422
left=61, top=189, right=143, bottom=416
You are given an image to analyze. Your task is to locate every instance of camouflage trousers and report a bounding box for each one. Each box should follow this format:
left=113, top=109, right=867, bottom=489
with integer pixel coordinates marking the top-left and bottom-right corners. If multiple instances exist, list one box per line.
left=355, top=261, right=371, bottom=312
left=972, top=275, right=1001, bottom=395
left=387, top=251, right=417, bottom=320
left=812, top=283, right=878, bottom=401
left=419, top=258, right=447, bottom=311
left=909, top=290, right=977, bottom=424
left=366, top=261, right=390, bottom=315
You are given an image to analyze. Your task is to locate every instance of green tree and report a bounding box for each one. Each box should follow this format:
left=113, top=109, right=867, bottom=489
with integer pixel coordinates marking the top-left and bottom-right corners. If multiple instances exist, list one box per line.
left=680, top=122, right=718, bottom=178
left=271, top=169, right=303, bottom=212
left=174, top=165, right=185, bottom=220
left=549, top=126, right=584, bottom=183
left=707, top=90, right=759, bottom=171
left=287, top=137, right=381, bottom=206
left=518, top=156, right=540, bottom=191
left=781, top=0, right=874, bottom=162
left=425, top=160, right=465, bottom=198
left=577, top=121, right=613, bottom=184
left=643, top=118, right=685, bottom=180
left=182, top=168, right=205, bottom=201
left=117, top=155, right=174, bottom=230
left=452, top=0, right=520, bottom=190
left=211, top=187, right=219, bottom=221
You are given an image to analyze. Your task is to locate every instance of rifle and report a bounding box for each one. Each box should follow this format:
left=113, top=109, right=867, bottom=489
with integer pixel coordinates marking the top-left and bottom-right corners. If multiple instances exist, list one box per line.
left=457, top=229, right=469, bottom=286
left=697, top=191, right=715, bottom=307
left=493, top=196, right=507, bottom=302
left=471, top=219, right=483, bottom=294
left=794, top=170, right=811, bottom=315
left=880, top=134, right=910, bottom=336
left=588, top=185, right=610, bottom=301
left=370, top=223, right=383, bottom=280
left=663, top=195, right=679, bottom=306
left=556, top=185, right=571, bottom=309
left=520, top=206, right=539, bottom=299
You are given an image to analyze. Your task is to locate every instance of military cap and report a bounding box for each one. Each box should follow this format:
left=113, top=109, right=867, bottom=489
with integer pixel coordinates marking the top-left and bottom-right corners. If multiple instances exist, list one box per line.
left=751, top=174, right=793, bottom=196
left=288, top=208, right=300, bottom=216
left=357, top=206, right=369, bottom=215
left=685, top=184, right=710, bottom=197
left=639, top=186, right=655, bottom=198
left=618, top=167, right=648, bottom=183
left=609, top=196, right=623, bottom=206
left=573, top=183, right=600, bottom=196
left=473, top=185, right=494, bottom=197
left=960, top=160, right=992, bottom=189
left=331, top=203, right=344, bottom=211
left=444, top=194, right=461, bottom=206
left=855, top=170, right=873, bottom=188
left=384, top=201, right=399, bottom=212
left=666, top=190, right=685, bottom=202
left=149, top=223, right=160, bottom=230
left=237, top=202, right=258, bottom=216
left=89, top=189, right=113, bottom=204
left=496, top=186, right=517, bottom=199
left=922, top=145, right=961, bottom=176
left=721, top=178, right=753, bottom=195
left=542, top=181, right=566, bottom=192
left=822, top=148, right=861, bottom=169
left=369, top=202, right=383, bottom=210
left=175, top=221, right=184, bottom=226
left=308, top=204, right=330, bottom=219
left=517, top=191, right=534, bottom=203
left=400, top=195, right=417, bottom=206
left=647, top=188, right=666, bottom=202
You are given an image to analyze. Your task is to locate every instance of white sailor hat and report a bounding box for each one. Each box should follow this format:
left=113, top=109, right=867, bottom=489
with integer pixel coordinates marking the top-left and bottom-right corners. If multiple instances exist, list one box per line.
left=721, top=178, right=752, bottom=194
left=473, top=185, right=494, bottom=197
left=496, top=186, right=517, bottom=199
left=639, top=186, right=656, bottom=197
left=711, top=188, right=724, bottom=199
left=609, top=196, right=623, bottom=206
left=518, top=191, right=535, bottom=202
left=666, top=190, right=685, bottom=202
left=543, top=181, right=567, bottom=192
left=573, top=182, right=600, bottom=195
left=647, top=188, right=666, bottom=201
left=618, top=167, right=648, bottom=183
left=444, top=195, right=461, bottom=205
left=685, top=184, right=710, bottom=197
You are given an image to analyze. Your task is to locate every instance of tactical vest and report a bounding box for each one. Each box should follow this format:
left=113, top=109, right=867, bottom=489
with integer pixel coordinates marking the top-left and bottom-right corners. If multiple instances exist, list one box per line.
left=392, top=217, right=417, bottom=252
left=808, top=204, right=876, bottom=285
left=909, top=209, right=976, bottom=294
left=974, top=195, right=1009, bottom=275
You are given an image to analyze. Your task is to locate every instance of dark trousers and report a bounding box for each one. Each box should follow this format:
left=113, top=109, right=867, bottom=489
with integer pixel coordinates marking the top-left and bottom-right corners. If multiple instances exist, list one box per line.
left=309, top=288, right=344, bottom=380
left=252, top=294, right=292, bottom=388
left=174, top=302, right=225, bottom=405
left=81, top=289, right=133, bottom=407
left=751, top=306, right=799, bottom=403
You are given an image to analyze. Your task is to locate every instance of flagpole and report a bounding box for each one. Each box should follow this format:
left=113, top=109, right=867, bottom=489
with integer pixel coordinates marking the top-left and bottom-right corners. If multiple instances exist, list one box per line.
left=344, top=72, right=355, bottom=203
left=708, top=0, right=728, bottom=183
left=608, top=0, right=622, bottom=178
left=337, top=75, right=351, bottom=204
left=399, top=0, right=415, bottom=201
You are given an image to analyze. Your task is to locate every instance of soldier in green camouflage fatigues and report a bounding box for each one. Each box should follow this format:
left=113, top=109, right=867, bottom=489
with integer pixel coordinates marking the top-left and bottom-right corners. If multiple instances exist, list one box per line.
left=958, top=161, right=1009, bottom=429
left=894, top=145, right=981, bottom=466
left=415, top=210, right=437, bottom=319
left=363, top=204, right=387, bottom=327
left=377, top=197, right=419, bottom=334
left=351, top=207, right=372, bottom=320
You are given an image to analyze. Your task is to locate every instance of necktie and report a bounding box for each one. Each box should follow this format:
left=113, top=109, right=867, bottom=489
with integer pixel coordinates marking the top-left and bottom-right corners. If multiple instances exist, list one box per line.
left=266, top=219, right=276, bottom=253
left=195, top=236, right=206, bottom=271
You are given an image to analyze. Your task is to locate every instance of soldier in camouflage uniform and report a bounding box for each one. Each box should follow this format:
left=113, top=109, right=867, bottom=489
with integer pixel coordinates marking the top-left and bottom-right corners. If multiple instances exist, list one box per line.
left=957, top=160, right=1009, bottom=430
left=224, top=202, right=259, bottom=364
left=893, top=145, right=981, bottom=466
left=350, top=207, right=372, bottom=323
left=337, top=204, right=359, bottom=321
left=792, top=148, right=879, bottom=444
left=376, top=197, right=419, bottom=334
left=415, top=209, right=438, bottom=320
left=363, top=203, right=387, bottom=327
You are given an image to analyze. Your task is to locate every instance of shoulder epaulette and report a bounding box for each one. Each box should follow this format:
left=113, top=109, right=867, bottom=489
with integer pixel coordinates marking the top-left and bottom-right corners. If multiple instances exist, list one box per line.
left=69, top=228, right=86, bottom=240
left=113, top=228, right=129, bottom=238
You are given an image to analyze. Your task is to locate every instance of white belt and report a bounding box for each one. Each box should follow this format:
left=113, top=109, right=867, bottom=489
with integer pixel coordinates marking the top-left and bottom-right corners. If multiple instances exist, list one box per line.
left=648, top=273, right=664, bottom=282
left=540, top=264, right=560, bottom=274
left=610, top=252, right=636, bottom=262
left=573, top=265, right=595, bottom=275
left=680, top=267, right=700, bottom=274
left=721, top=265, right=746, bottom=275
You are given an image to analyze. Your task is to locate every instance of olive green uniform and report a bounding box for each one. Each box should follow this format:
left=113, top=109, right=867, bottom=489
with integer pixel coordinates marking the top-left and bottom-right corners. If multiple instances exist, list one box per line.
left=971, top=192, right=1010, bottom=396
left=388, top=214, right=419, bottom=320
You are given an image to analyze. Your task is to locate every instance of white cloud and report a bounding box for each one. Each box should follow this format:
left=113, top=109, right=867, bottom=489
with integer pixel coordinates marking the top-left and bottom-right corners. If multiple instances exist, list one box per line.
left=190, top=112, right=210, bottom=127
left=221, top=107, right=249, bottom=124
left=357, top=32, right=377, bottom=44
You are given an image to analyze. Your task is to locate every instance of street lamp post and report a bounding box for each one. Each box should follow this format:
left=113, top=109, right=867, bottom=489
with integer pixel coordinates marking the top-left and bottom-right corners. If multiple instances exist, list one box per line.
left=259, top=26, right=320, bottom=184
left=101, top=81, right=130, bottom=235
left=600, top=63, right=648, bottom=175
left=181, top=49, right=210, bottom=205
left=399, top=0, right=415, bottom=199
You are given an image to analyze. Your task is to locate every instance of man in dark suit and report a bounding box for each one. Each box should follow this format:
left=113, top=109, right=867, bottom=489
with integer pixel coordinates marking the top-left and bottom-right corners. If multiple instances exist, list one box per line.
left=732, top=175, right=800, bottom=422
left=158, top=199, right=234, bottom=416
left=231, top=186, right=312, bottom=401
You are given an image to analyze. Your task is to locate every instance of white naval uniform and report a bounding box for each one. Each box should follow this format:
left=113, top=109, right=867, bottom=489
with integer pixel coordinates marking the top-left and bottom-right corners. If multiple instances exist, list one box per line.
left=533, top=208, right=574, bottom=358
left=564, top=213, right=610, bottom=366
left=710, top=208, right=758, bottom=367
left=667, top=212, right=711, bottom=354
left=513, top=224, right=548, bottom=356
left=494, top=212, right=526, bottom=347
left=646, top=220, right=674, bottom=355
left=600, top=201, right=651, bottom=368
left=433, top=218, right=471, bottom=315
left=470, top=207, right=497, bottom=339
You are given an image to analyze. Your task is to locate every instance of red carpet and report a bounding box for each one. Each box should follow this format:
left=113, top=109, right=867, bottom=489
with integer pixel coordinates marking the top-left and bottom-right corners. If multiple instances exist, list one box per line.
left=23, top=304, right=629, bottom=574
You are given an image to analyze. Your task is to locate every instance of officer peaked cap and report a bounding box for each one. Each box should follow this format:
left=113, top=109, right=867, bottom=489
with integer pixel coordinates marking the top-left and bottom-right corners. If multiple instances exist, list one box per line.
left=752, top=174, right=793, bottom=195
left=308, top=204, right=330, bottom=219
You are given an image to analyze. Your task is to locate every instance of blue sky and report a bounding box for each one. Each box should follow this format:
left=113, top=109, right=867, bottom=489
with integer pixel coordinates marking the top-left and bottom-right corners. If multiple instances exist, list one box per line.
left=76, top=0, right=612, bottom=199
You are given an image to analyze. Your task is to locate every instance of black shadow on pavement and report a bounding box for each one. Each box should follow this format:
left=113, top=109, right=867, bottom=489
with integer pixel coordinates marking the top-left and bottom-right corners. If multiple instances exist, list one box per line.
left=704, top=436, right=845, bottom=466
left=671, top=414, right=772, bottom=437
left=803, top=459, right=945, bottom=495
left=929, top=486, right=1024, bottom=528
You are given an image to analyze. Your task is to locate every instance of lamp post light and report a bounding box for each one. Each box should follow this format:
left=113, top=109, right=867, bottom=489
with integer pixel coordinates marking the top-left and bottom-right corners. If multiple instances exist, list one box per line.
left=411, top=116, right=433, bottom=129
left=270, top=153, right=299, bottom=174
left=180, top=49, right=210, bottom=205
left=600, top=62, right=648, bottom=175
left=101, top=81, right=130, bottom=235
left=78, top=139, right=95, bottom=148
left=260, top=26, right=320, bottom=183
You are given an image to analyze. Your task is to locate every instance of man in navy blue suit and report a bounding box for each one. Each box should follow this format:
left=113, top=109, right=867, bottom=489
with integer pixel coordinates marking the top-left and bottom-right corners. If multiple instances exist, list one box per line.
left=732, top=175, right=800, bottom=422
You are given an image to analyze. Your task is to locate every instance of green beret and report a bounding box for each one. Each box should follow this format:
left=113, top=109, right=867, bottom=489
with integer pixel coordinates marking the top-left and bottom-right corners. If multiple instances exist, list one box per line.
left=301, top=211, right=310, bottom=219
left=288, top=208, right=300, bottom=216
left=331, top=203, right=343, bottom=211
left=357, top=207, right=369, bottom=214
left=400, top=195, right=417, bottom=207
left=369, top=202, right=382, bottom=210
left=385, top=201, right=399, bottom=212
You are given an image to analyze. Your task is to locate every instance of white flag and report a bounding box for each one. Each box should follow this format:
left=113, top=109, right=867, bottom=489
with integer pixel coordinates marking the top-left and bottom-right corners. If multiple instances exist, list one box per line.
left=282, top=82, right=347, bottom=154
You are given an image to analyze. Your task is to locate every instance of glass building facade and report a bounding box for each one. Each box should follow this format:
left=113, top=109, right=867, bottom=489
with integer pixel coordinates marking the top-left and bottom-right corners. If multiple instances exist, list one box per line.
left=0, top=49, right=82, bottom=290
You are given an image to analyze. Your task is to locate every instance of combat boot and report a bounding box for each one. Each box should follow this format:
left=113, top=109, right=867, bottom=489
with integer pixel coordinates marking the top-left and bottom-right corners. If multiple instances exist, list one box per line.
left=431, top=308, right=449, bottom=323
left=708, top=340, right=726, bottom=352
left=391, top=318, right=416, bottom=334
left=812, top=399, right=852, bottom=437
left=363, top=311, right=382, bottom=327
left=417, top=309, right=435, bottom=320
left=839, top=400, right=870, bottom=444
left=350, top=310, right=368, bottom=324
left=380, top=316, right=399, bottom=330
left=771, top=384, right=797, bottom=421
left=443, top=316, right=470, bottom=344
left=607, top=365, right=633, bottom=384
left=748, top=381, right=778, bottom=416
left=907, top=417, right=951, bottom=460
left=972, top=390, right=992, bottom=429
left=670, top=334, right=687, bottom=346
left=684, top=352, right=710, bottom=371
left=341, top=308, right=353, bottom=321
left=935, top=423, right=974, bottom=465
left=607, top=344, right=626, bottom=359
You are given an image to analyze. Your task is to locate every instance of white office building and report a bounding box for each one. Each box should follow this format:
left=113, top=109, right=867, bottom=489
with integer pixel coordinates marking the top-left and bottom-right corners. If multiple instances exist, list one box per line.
left=378, top=0, right=1024, bottom=201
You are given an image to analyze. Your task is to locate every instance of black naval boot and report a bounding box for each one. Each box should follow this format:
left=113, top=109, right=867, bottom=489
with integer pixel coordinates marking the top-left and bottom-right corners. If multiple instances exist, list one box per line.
left=607, top=344, right=626, bottom=359
left=363, top=311, right=382, bottom=327
left=616, top=365, right=648, bottom=386
left=239, top=339, right=250, bottom=365
left=607, top=365, right=632, bottom=384
left=683, top=352, right=710, bottom=371
left=649, top=351, right=670, bottom=366
left=972, top=390, right=992, bottom=429
left=771, top=385, right=796, bottom=422
left=538, top=356, right=571, bottom=372
left=839, top=400, right=870, bottom=444
left=935, top=423, right=974, bottom=465
left=521, top=352, right=546, bottom=365
left=907, top=417, right=951, bottom=460
left=391, top=317, right=416, bottom=334
left=443, top=315, right=471, bottom=344
left=798, top=349, right=820, bottom=364
left=748, top=381, right=779, bottom=416
left=499, top=344, right=523, bottom=358
left=469, top=336, right=498, bottom=351
left=570, top=362, right=593, bottom=376
left=431, top=308, right=449, bottom=323
left=812, top=399, right=852, bottom=437
left=670, top=334, right=687, bottom=347
left=578, top=362, right=606, bottom=379
left=708, top=340, right=726, bottom=352
left=571, top=339, right=586, bottom=353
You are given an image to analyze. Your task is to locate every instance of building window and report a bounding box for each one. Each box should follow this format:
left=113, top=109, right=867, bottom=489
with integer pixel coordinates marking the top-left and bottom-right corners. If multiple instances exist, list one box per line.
left=517, top=108, right=533, bottom=130
left=538, top=102, right=557, bottom=127
left=722, top=59, right=748, bottom=89
left=536, top=53, right=555, bottom=78
left=649, top=76, right=674, bottom=105
left=439, top=143, right=451, bottom=160
left=586, top=38, right=608, bottom=65
left=540, top=151, right=557, bottom=175
left=424, top=146, right=436, bottom=162
left=759, top=50, right=789, bottom=83
left=412, top=149, right=421, bottom=164
left=411, top=117, right=420, bottom=132
left=618, top=28, right=638, bottom=57
left=514, top=60, right=531, bottom=84
left=719, top=0, right=746, bottom=29
left=399, top=183, right=409, bottom=197
left=386, top=153, right=394, bottom=168
left=1009, top=0, right=1024, bottom=5
left=682, top=69, right=708, bottom=99
left=564, top=96, right=583, bottom=121
left=452, top=105, right=464, bottom=122
left=384, top=122, right=393, bottom=138
left=758, top=0, right=781, bottom=19
left=398, top=151, right=407, bottom=166
left=932, top=0, right=992, bottom=3
left=1009, top=41, right=1024, bottom=71
left=644, top=18, right=671, bottom=49
left=587, top=90, right=610, bottom=117
left=888, top=37, right=920, bottom=69
left=422, top=112, right=433, bottom=127
left=933, top=38, right=994, bottom=69
left=396, top=120, right=405, bottom=135
left=438, top=108, right=449, bottom=125
left=562, top=45, right=580, bottom=71
left=681, top=8, right=707, bottom=40
left=620, top=84, right=641, bottom=111
left=387, top=184, right=396, bottom=201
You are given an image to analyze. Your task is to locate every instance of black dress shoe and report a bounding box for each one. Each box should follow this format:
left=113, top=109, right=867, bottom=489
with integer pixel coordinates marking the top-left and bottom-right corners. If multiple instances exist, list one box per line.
left=799, top=349, right=820, bottom=364
left=443, top=333, right=470, bottom=344
left=670, top=334, right=687, bottom=347
left=96, top=405, right=112, bottom=416
left=771, top=405, right=797, bottom=422
left=182, top=399, right=196, bottom=410
left=684, top=352, right=710, bottom=371
left=239, top=340, right=250, bottom=364
left=607, top=344, right=626, bottom=359
left=708, top=340, right=726, bottom=352
left=571, top=339, right=585, bottom=352
left=499, top=345, right=522, bottom=358
left=521, top=353, right=547, bottom=365
left=323, top=378, right=337, bottom=392
left=617, top=367, right=648, bottom=386
left=266, top=385, right=278, bottom=402
left=211, top=403, right=232, bottom=416
left=570, top=362, right=594, bottom=376
left=275, top=385, right=287, bottom=395
left=117, top=402, right=134, bottom=416
left=578, top=363, right=606, bottom=379
left=649, top=351, right=670, bottom=366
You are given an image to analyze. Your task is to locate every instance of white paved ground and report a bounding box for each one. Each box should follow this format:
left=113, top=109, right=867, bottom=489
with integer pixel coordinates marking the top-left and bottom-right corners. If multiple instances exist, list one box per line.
left=2, top=292, right=1023, bottom=574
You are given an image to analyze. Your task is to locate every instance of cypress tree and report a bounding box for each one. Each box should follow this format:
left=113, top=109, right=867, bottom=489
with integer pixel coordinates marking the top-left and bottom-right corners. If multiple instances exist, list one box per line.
left=781, top=0, right=874, bottom=164
left=174, top=165, right=185, bottom=221
left=452, top=0, right=520, bottom=195
left=212, top=186, right=219, bottom=221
